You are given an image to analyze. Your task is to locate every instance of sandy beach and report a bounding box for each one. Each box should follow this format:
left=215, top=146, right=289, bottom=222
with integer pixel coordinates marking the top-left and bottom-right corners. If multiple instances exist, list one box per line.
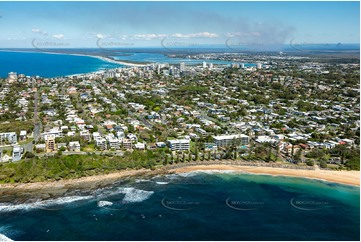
left=170, top=164, right=360, bottom=186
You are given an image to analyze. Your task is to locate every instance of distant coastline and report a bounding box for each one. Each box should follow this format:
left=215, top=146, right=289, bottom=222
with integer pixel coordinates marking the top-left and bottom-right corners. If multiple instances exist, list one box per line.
left=0, top=49, right=146, bottom=68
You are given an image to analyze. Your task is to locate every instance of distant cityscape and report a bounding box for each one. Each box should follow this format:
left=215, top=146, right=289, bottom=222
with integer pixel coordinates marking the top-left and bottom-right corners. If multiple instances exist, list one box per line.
left=0, top=52, right=359, bottom=171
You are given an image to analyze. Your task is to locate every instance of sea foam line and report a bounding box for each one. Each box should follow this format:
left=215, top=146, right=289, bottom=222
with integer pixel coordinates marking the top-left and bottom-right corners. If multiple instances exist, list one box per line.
left=0, top=195, right=93, bottom=212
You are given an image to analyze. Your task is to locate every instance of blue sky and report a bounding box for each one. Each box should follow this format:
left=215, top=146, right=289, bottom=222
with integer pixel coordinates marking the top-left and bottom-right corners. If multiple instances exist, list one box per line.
left=0, top=1, right=359, bottom=48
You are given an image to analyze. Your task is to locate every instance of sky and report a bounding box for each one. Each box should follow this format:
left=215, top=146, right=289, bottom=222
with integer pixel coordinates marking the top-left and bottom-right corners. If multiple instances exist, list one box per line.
left=0, top=1, right=359, bottom=49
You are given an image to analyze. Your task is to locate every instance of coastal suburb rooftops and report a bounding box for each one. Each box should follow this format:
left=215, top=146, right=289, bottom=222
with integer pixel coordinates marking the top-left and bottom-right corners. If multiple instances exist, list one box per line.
left=213, top=134, right=248, bottom=141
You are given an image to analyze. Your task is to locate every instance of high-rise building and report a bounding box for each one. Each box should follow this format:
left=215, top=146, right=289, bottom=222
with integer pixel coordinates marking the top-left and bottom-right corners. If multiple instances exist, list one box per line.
left=46, top=135, right=56, bottom=152
left=179, top=62, right=185, bottom=72
left=256, top=63, right=262, bottom=69
left=8, top=72, right=17, bottom=83
left=202, top=61, right=207, bottom=68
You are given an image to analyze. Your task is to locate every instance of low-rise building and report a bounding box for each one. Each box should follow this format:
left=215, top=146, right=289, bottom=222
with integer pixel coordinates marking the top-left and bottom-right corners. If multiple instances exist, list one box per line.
left=108, top=138, right=120, bottom=150
left=134, top=142, right=145, bottom=150
left=123, top=139, right=133, bottom=150
left=19, top=130, right=27, bottom=141
left=213, top=134, right=249, bottom=147
left=95, top=138, right=107, bottom=150
left=12, top=146, right=22, bottom=161
left=168, top=139, right=190, bottom=151
left=69, top=141, right=81, bottom=151
left=0, top=132, right=17, bottom=144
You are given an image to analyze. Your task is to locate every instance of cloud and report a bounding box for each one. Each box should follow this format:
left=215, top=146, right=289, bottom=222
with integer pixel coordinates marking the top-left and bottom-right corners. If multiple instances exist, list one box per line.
left=52, top=34, right=64, bottom=39
left=225, top=22, right=295, bottom=50
left=115, top=32, right=220, bottom=40
left=171, top=32, right=219, bottom=38
left=31, top=28, right=41, bottom=33
left=96, top=33, right=106, bottom=39
left=133, top=33, right=167, bottom=40
left=32, top=28, right=48, bottom=36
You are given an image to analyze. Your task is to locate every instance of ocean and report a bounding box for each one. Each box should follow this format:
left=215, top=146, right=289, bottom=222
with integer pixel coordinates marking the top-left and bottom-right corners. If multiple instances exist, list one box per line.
left=0, top=51, right=123, bottom=78
left=0, top=172, right=359, bottom=241
left=0, top=50, right=255, bottom=78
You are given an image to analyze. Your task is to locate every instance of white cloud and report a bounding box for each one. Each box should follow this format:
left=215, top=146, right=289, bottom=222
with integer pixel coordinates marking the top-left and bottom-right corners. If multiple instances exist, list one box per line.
left=96, top=34, right=105, bottom=39
left=171, top=32, right=219, bottom=38
left=133, top=33, right=167, bottom=40
left=129, top=32, right=219, bottom=40
left=52, top=34, right=64, bottom=39
left=226, top=32, right=261, bottom=38
left=32, top=28, right=48, bottom=36
left=31, top=28, right=41, bottom=33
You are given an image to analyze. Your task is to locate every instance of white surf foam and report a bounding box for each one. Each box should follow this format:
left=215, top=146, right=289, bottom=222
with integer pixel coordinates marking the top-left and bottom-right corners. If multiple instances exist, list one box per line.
left=155, top=181, right=169, bottom=185
left=97, top=201, right=113, bottom=207
left=135, top=179, right=151, bottom=183
left=0, top=233, right=13, bottom=241
left=117, top=188, right=154, bottom=203
left=174, top=170, right=237, bottom=177
left=0, top=195, right=93, bottom=212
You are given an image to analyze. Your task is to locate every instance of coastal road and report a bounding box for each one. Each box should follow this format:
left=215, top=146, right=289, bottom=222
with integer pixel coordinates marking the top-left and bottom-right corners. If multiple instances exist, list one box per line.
left=33, top=123, right=41, bottom=142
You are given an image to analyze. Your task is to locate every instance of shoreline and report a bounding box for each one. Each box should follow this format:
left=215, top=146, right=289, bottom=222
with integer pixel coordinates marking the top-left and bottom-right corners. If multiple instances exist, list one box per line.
left=169, top=164, right=360, bottom=187
left=0, top=49, right=147, bottom=68
left=0, top=164, right=359, bottom=202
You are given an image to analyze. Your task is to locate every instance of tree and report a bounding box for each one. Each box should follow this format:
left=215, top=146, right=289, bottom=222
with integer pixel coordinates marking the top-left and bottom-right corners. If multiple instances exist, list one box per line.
left=275, top=145, right=279, bottom=162
left=306, top=160, right=314, bottom=166
left=319, top=159, right=327, bottom=169
left=194, top=144, right=199, bottom=161
left=345, top=156, right=360, bottom=171
left=294, top=149, right=302, bottom=164
left=24, top=151, right=35, bottom=159
left=267, top=142, right=272, bottom=162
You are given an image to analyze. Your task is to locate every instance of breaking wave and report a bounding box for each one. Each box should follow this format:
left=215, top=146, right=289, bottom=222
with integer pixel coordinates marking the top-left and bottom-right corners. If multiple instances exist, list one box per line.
left=0, top=233, right=13, bottom=241
left=118, top=188, right=154, bottom=203
left=0, top=195, right=93, bottom=212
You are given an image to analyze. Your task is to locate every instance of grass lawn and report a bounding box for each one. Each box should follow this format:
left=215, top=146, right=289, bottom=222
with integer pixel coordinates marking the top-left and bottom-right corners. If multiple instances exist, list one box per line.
left=83, top=144, right=95, bottom=152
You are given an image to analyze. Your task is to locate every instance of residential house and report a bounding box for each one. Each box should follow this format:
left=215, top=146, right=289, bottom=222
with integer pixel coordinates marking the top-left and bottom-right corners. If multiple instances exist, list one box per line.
left=69, top=141, right=81, bottom=152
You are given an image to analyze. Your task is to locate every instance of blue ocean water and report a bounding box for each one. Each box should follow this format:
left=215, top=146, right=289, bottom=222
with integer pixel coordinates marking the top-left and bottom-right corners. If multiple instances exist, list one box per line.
left=0, top=51, right=123, bottom=78
left=0, top=172, right=359, bottom=241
